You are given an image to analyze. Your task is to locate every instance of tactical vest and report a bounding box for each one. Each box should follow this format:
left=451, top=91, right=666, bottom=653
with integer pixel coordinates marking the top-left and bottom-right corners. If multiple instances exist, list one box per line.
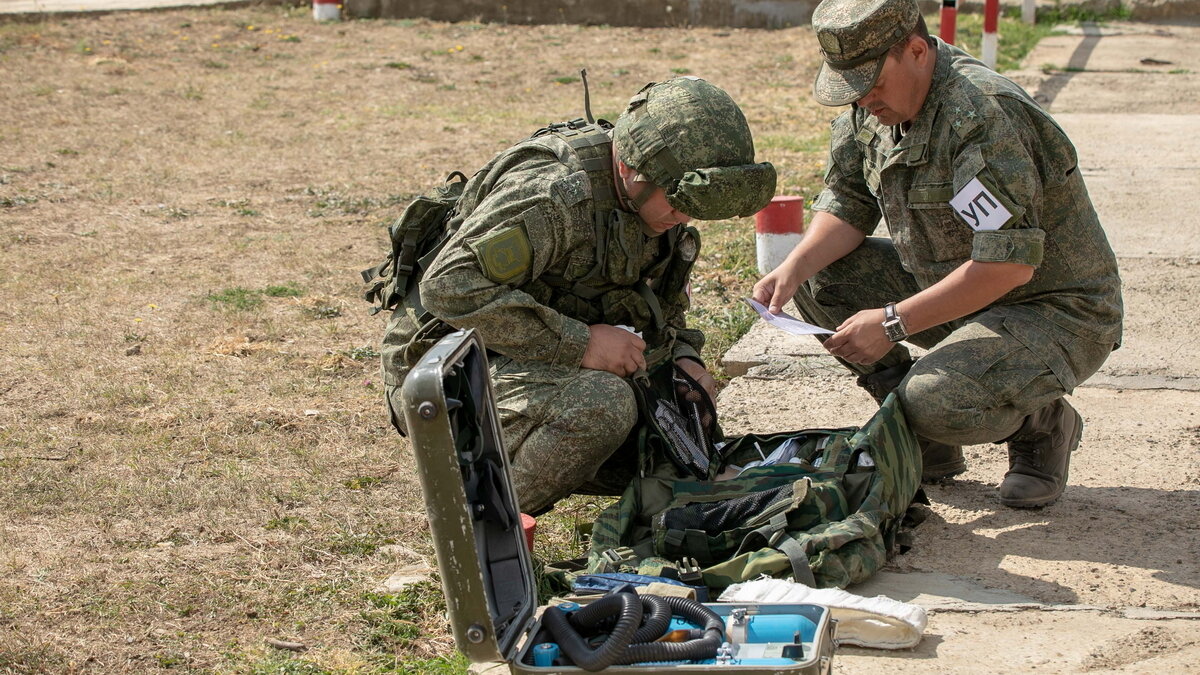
left=371, top=119, right=701, bottom=376
left=523, top=120, right=700, bottom=370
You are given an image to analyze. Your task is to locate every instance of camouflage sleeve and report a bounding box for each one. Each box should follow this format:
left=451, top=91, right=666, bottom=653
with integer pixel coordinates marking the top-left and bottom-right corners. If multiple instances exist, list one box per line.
left=954, top=94, right=1078, bottom=267
left=420, top=151, right=593, bottom=368
left=810, top=110, right=882, bottom=235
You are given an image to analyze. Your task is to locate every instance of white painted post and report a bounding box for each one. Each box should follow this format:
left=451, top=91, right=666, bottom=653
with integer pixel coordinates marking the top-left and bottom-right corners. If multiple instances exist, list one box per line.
left=1022, top=0, right=1036, bottom=25
left=313, top=0, right=340, bottom=21
left=754, top=196, right=804, bottom=274
left=983, top=0, right=1000, bottom=69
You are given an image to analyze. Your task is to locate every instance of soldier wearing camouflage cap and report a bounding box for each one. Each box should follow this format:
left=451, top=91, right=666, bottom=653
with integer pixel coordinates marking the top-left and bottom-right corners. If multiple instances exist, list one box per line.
left=383, top=77, right=775, bottom=515
left=753, top=0, right=1122, bottom=508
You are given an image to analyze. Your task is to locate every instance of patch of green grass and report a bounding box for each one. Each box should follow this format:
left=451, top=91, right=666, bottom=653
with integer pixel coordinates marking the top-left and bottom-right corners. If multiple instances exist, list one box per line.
left=207, top=286, right=263, bottom=311
left=55, top=148, right=78, bottom=156
left=553, top=75, right=580, bottom=85
left=324, top=530, right=394, bottom=557
left=692, top=304, right=757, bottom=372
left=670, top=67, right=691, bottom=75
left=932, top=12, right=1056, bottom=72
left=343, top=346, right=380, bottom=361
left=245, top=654, right=331, bottom=675
left=757, top=134, right=826, bottom=154
left=385, top=61, right=412, bottom=70
left=1014, top=2, right=1133, bottom=24
left=343, top=475, right=382, bottom=490
left=0, top=644, right=69, bottom=672
left=308, top=305, right=342, bottom=319
left=0, top=194, right=39, bottom=208
left=264, top=515, right=310, bottom=531
left=201, top=59, right=229, bottom=69
left=359, top=582, right=445, bottom=657
left=264, top=283, right=303, bottom=298
left=389, top=653, right=472, bottom=673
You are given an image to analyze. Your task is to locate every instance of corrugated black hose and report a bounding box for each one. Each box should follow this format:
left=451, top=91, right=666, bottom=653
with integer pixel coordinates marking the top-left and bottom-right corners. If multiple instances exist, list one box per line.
left=542, top=593, right=643, bottom=672
left=542, top=593, right=723, bottom=670
left=613, top=595, right=724, bottom=665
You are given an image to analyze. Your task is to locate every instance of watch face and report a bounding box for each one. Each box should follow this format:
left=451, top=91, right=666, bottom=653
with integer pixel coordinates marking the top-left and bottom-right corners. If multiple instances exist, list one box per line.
left=884, top=320, right=906, bottom=342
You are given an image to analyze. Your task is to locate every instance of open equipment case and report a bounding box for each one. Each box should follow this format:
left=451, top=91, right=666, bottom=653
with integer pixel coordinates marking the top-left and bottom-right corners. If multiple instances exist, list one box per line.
left=400, top=329, right=837, bottom=673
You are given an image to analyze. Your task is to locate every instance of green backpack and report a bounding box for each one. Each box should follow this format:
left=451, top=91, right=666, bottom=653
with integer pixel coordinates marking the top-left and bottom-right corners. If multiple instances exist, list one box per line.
left=360, top=171, right=469, bottom=316
left=586, top=393, right=923, bottom=590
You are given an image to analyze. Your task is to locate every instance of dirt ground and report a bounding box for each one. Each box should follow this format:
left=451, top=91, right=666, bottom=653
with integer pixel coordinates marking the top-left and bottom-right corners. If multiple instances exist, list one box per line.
left=0, top=5, right=1197, bottom=674
left=0, top=6, right=825, bottom=672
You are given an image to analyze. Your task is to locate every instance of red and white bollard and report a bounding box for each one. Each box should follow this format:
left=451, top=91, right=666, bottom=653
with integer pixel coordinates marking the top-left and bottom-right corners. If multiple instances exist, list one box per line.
left=755, top=196, right=804, bottom=274
left=313, top=0, right=340, bottom=21
left=982, top=0, right=1000, bottom=69
left=520, top=513, right=536, bottom=551
left=940, top=0, right=958, bottom=45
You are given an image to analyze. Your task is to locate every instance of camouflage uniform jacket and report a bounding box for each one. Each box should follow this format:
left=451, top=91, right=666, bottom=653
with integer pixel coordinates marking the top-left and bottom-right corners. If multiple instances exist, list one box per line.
left=812, top=39, right=1123, bottom=347
left=381, top=129, right=705, bottom=387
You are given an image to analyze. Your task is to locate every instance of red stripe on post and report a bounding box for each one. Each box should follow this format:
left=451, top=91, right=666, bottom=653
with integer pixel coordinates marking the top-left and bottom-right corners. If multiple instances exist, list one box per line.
left=755, top=196, right=804, bottom=235
left=984, top=0, right=1000, bottom=32
left=940, top=0, right=958, bottom=45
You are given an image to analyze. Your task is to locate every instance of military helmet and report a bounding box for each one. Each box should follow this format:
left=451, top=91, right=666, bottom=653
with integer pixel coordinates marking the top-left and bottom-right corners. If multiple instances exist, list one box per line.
left=613, top=77, right=776, bottom=220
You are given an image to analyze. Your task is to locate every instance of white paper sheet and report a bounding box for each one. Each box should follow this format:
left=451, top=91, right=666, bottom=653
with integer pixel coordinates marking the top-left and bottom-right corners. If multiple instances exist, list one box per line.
left=744, top=298, right=834, bottom=336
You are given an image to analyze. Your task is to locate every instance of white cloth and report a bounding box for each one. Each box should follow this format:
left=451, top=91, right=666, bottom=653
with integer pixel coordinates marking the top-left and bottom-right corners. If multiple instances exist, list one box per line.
left=718, top=577, right=927, bottom=650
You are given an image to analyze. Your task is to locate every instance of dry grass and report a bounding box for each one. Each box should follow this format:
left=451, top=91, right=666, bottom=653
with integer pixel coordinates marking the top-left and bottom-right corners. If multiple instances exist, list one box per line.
left=0, top=5, right=831, bottom=672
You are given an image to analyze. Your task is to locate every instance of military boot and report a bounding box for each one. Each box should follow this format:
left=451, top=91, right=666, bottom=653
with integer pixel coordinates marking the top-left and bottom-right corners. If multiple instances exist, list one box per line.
left=1000, top=398, right=1082, bottom=508
left=857, top=362, right=966, bottom=483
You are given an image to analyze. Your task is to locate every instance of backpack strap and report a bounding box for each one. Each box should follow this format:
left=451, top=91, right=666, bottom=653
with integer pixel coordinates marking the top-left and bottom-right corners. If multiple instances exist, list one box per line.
left=739, top=513, right=818, bottom=587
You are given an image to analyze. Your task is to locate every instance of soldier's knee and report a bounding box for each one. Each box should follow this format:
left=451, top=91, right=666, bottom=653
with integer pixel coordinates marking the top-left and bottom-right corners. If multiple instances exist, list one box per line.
left=548, top=371, right=637, bottom=437
left=899, top=370, right=993, bottom=445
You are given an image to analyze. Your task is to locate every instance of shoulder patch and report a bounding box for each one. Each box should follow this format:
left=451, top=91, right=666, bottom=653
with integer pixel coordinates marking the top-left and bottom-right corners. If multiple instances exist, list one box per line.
left=552, top=170, right=592, bottom=207
left=470, top=226, right=532, bottom=284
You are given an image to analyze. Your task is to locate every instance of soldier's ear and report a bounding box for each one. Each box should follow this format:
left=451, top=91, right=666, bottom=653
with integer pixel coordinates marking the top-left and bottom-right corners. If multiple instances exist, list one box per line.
left=909, top=35, right=931, bottom=64
left=616, top=160, right=635, bottom=179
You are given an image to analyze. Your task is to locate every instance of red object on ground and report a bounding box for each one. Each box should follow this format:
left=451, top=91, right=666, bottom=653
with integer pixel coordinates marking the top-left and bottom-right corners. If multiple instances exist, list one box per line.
left=754, top=195, right=804, bottom=235
left=520, top=513, right=536, bottom=550
left=940, top=0, right=958, bottom=45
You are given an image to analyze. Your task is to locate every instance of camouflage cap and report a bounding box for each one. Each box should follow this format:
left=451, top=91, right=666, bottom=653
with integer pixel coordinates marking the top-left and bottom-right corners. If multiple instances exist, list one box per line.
left=811, top=0, right=920, bottom=106
left=613, top=77, right=776, bottom=220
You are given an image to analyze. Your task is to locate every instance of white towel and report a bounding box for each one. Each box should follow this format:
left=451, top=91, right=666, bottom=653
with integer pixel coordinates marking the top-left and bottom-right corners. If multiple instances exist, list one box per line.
left=718, top=577, right=927, bottom=650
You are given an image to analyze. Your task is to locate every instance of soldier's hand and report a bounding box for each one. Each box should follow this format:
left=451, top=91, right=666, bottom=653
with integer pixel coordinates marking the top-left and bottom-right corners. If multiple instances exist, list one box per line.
left=582, top=324, right=647, bottom=377
left=675, top=357, right=718, bottom=409
left=824, top=308, right=892, bottom=365
left=752, top=267, right=801, bottom=314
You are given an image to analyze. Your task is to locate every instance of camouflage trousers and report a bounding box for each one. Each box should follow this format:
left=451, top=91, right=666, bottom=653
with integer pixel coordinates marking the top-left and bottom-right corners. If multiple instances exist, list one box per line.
left=387, top=355, right=638, bottom=515
left=791, top=237, right=1115, bottom=446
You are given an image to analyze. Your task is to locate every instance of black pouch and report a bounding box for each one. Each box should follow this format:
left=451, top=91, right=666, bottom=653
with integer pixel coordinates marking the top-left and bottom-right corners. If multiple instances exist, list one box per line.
left=632, top=363, right=721, bottom=480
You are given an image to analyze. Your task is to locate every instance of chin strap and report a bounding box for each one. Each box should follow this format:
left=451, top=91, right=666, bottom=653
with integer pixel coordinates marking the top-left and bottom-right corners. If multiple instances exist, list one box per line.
left=580, top=68, right=595, bottom=125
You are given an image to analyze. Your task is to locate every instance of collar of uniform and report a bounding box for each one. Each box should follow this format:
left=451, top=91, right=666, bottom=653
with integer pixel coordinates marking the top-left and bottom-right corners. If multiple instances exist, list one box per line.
left=884, top=39, right=956, bottom=168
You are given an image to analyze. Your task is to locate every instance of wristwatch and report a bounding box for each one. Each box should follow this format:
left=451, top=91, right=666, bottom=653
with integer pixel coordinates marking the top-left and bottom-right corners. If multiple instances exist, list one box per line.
left=882, top=302, right=908, bottom=342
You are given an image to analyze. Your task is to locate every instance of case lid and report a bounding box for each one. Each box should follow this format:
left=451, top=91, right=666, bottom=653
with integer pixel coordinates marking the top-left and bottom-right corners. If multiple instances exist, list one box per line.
left=400, top=329, right=537, bottom=663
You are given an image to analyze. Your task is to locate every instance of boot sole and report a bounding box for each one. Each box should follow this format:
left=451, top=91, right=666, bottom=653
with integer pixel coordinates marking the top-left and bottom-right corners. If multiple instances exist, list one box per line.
left=999, top=408, right=1083, bottom=508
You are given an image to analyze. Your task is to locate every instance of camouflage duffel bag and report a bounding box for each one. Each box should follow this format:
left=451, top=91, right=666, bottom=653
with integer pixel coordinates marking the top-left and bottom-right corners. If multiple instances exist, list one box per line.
left=585, top=393, right=922, bottom=590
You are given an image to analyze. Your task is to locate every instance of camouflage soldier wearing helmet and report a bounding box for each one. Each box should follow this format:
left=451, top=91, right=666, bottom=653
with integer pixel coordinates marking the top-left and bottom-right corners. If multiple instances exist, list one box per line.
left=383, top=77, right=775, bottom=515
left=753, top=0, right=1122, bottom=508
